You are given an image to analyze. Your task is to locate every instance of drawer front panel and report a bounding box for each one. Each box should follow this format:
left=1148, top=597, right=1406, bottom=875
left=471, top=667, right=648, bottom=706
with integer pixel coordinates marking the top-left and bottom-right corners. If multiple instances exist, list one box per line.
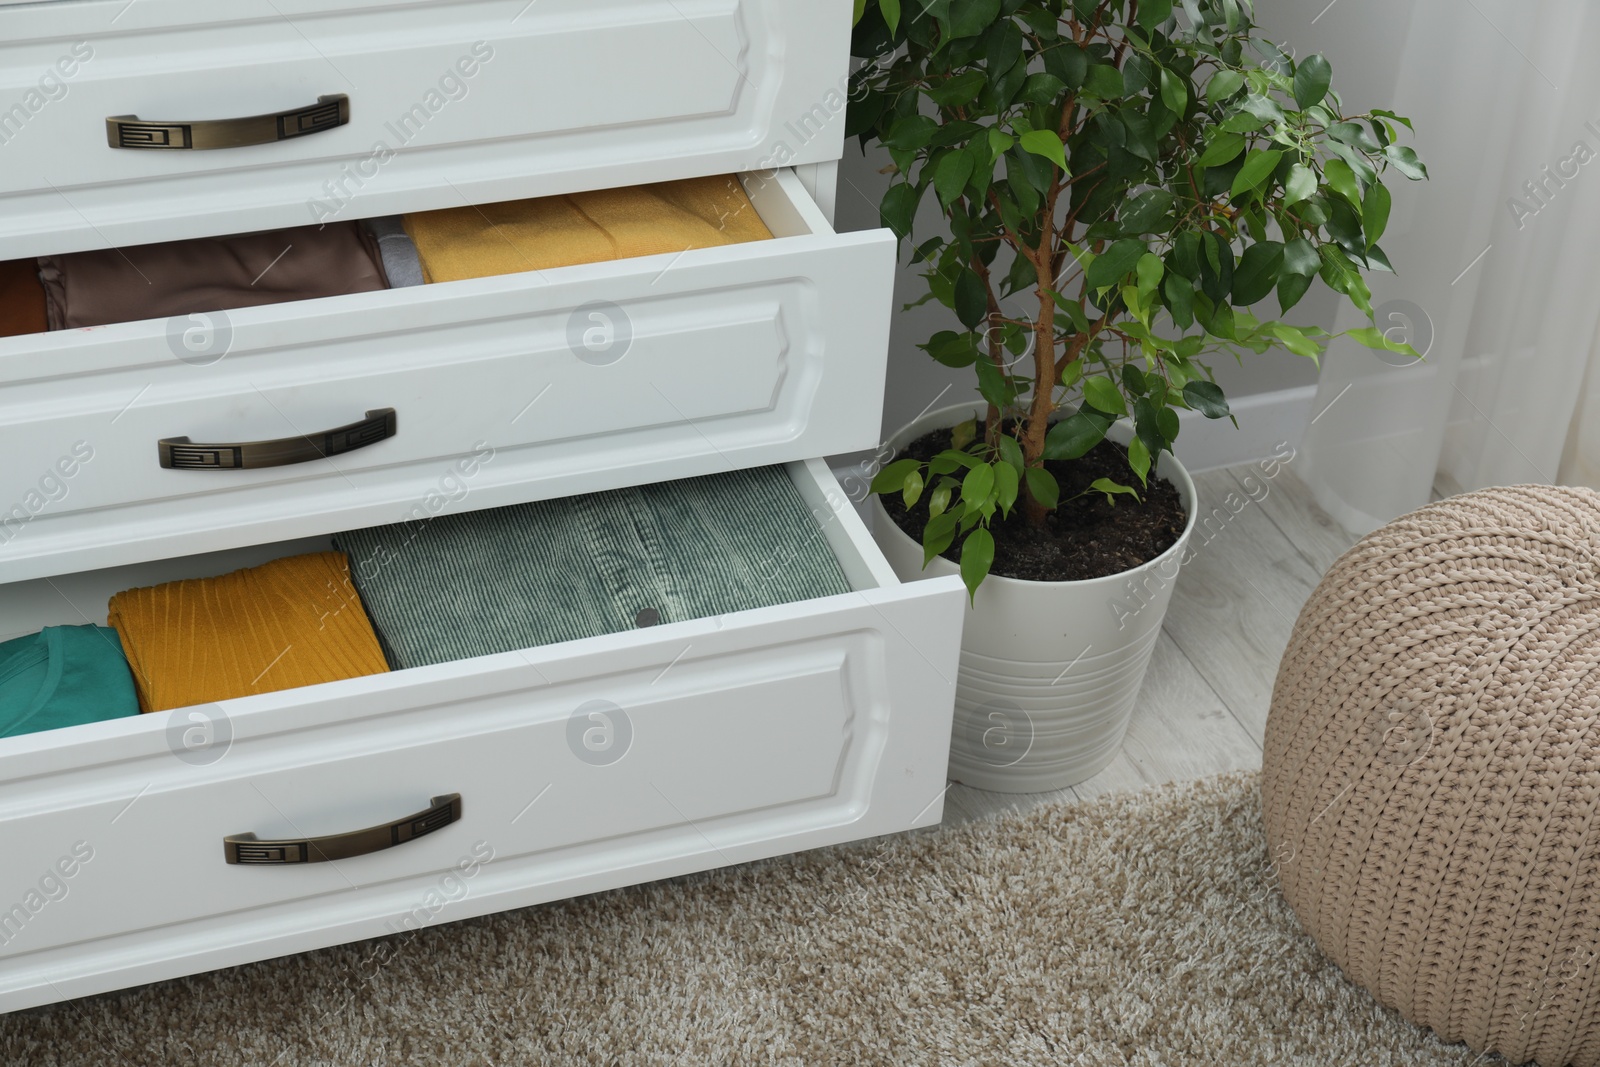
left=0, top=213, right=896, bottom=582
left=0, top=546, right=965, bottom=1010
left=0, top=0, right=854, bottom=257
left=0, top=638, right=862, bottom=956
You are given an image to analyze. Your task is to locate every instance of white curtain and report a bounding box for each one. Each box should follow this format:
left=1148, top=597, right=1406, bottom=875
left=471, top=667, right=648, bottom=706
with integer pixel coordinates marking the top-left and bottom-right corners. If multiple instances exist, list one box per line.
left=1298, top=0, right=1600, bottom=534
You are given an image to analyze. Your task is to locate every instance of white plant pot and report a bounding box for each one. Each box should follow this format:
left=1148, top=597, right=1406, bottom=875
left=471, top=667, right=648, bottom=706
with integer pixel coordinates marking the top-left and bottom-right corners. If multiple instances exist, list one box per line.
left=870, top=401, right=1198, bottom=793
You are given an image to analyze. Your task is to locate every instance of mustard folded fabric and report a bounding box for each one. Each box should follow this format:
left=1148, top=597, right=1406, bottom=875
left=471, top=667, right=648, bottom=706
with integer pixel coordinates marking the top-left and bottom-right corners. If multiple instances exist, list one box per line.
left=0, top=260, right=47, bottom=337
left=108, top=551, right=389, bottom=713
left=402, top=174, right=774, bottom=282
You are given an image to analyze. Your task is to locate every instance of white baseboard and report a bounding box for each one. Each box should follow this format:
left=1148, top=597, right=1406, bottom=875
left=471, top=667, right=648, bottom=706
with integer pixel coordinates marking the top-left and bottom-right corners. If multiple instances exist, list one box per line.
left=1172, top=384, right=1316, bottom=473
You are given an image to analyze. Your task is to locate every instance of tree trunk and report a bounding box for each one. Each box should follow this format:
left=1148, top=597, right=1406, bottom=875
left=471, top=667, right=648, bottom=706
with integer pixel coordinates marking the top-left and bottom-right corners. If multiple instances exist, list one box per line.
left=1022, top=286, right=1059, bottom=527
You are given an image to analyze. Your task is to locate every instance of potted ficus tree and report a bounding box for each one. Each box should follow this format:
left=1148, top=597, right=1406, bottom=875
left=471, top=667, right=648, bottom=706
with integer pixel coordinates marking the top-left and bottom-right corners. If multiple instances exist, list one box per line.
left=850, top=0, right=1425, bottom=791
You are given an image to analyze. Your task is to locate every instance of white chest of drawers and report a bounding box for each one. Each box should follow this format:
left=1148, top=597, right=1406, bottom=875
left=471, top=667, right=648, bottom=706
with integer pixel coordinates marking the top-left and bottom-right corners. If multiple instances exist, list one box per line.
left=0, top=0, right=965, bottom=1012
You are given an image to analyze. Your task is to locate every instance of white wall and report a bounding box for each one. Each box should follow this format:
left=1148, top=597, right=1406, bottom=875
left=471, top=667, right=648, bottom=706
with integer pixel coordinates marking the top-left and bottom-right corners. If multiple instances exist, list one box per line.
left=833, top=0, right=1416, bottom=469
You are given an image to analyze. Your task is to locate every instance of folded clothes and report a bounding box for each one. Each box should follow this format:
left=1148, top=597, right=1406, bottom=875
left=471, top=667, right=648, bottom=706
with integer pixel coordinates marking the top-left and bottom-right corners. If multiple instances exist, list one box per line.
left=0, top=625, right=140, bottom=739
left=334, top=465, right=851, bottom=669
left=402, top=174, right=774, bottom=283
left=108, top=551, right=389, bottom=713
left=362, top=216, right=425, bottom=288
left=0, top=260, right=47, bottom=337
left=38, top=223, right=389, bottom=330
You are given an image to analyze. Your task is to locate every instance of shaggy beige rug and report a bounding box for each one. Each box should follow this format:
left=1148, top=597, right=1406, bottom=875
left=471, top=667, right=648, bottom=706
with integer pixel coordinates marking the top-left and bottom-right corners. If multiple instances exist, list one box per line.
left=0, top=773, right=1495, bottom=1066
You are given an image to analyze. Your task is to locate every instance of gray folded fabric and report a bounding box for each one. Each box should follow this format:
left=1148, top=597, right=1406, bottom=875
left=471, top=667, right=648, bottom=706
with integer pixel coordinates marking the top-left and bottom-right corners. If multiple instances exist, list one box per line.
left=333, top=465, right=853, bottom=668
left=361, top=216, right=425, bottom=288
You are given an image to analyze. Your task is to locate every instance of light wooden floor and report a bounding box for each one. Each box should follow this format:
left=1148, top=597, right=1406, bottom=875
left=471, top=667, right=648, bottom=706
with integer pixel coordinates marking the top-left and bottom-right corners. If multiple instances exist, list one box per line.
left=943, top=462, right=1361, bottom=826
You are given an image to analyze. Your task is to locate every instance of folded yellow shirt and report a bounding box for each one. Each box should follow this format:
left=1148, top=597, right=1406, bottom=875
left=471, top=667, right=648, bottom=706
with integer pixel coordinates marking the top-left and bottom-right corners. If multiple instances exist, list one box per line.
left=108, top=551, right=389, bottom=713
left=402, top=174, right=775, bottom=282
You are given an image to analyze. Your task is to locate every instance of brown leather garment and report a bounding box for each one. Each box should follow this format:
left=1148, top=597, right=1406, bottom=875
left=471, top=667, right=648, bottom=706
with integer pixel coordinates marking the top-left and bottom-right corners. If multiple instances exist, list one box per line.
left=38, top=223, right=389, bottom=330
left=0, top=259, right=47, bottom=337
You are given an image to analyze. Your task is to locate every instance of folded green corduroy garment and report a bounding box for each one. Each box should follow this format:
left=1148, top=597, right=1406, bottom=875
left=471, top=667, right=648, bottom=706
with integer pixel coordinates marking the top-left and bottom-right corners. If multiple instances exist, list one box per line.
left=0, top=625, right=140, bottom=738
left=333, top=466, right=853, bottom=669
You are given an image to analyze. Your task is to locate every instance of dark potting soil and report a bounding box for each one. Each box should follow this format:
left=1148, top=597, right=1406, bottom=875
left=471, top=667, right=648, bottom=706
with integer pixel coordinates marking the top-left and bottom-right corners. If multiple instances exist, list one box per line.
left=880, top=424, right=1188, bottom=583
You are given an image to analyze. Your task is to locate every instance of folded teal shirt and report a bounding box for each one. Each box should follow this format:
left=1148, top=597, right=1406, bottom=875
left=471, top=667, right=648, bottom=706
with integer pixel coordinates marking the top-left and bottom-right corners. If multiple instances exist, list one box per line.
left=334, top=465, right=854, bottom=669
left=0, top=626, right=141, bottom=738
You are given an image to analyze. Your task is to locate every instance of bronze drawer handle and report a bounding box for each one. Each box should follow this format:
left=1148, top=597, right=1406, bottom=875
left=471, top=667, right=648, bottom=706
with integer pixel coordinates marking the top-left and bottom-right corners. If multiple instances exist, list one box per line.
left=106, top=93, right=350, bottom=150
left=159, top=407, right=396, bottom=470
left=224, top=794, right=462, bottom=865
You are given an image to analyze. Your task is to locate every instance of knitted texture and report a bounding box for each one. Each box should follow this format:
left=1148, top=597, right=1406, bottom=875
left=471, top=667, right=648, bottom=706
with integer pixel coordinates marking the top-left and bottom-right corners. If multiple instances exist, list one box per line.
left=1262, top=485, right=1600, bottom=1067
left=333, top=465, right=852, bottom=670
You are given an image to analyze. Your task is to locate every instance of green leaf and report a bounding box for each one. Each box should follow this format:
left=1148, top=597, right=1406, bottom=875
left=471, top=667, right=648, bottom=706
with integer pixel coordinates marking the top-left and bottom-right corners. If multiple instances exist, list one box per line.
left=974, top=357, right=1013, bottom=409
left=1089, top=477, right=1140, bottom=504
left=927, top=69, right=987, bottom=106
left=1019, top=72, right=1068, bottom=105
left=902, top=467, right=924, bottom=508
left=929, top=481, right=953, bottom=518
left=925, top=330, right=980, bottom=368
left=961, top=462, right=995, bottom=506
left=1270, top=323, right=1321, bottom=358
left=1323, top=158, right=1362, bottom=208
left=1084, top=63, right=1125, bottom=99
left=1163, top=272, right=1195, bottom=329
left=922, top=510, right=959, bottom=566
left=951, top=417, right=978, bottom=450
left=1277, top=271, right=1314, bottom=314
left=934, top=150, right=976, bottom=208
left=997, top=433, right=1024, bottom=470
left=1137, top=0, right=1173, bottom=30
left=1044, top=410, right=1113, bottom=460
left=1348, top=325, right=1420, bottom=361
left=1329, top=121, right=1381, bottom=152
left=1018, top=128, right=1069, bottom=174
left=1384, top=145, right=1427, bottom=179
left=959, top=527, right=995, bottom=602
left=1293, top=54, right=1332, bottom=109
left=880, top=0, right=901, bottom=33
left=882, top=114, right=938, bottom=151
left=1157, top=406, right=1180, bottom=445
left=1159, top=67, right=1187, bottom=114
left=1197, top=131, right=1246, bottom=168
left=879, top=183, right=922, bottom=240
left=1122, top=363, right=1149, bottom=395
left=1362, top=182, right=1392, bottom=248
left=1025, top=466, right=1060, bottom=509
left=1086, top=238, right=1147, bottom=290
left=987, top=127, right=1015, bottom=157
left=1119, top=188, right=1175, bottom=235
left=870, top=458, right=921, bottom=495
left=1136, top=253, right=1165, bottom=296
left=1231, top=149, right=1284, bottom=198
left=1060, top=356, right=1084, bottom=389
left=1183, top=380, right=1230, bottom=419
left=955, top=268, right=988, bottom=329
left=949, top=0, right=1002, bottom=38
left=931, top=448, right=980, bottom=474
left=1127, top=435, right=1151, bottom=485
left=1083, top=376, right=1128, bottom=416
left=1205, top=69, right=1245, bottom=104
left=993, top=460, right=1019, bottom=517
left=1284, top=164, right=1317, bottom=205
left=1282, top=237, right=1320, bottom=278
left=1231, top=240, right=1284, bottom=306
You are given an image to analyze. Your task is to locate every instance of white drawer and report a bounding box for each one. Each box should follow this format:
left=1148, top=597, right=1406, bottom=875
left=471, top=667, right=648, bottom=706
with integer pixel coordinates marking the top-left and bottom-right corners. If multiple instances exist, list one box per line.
left=0, top=459, right=965, bottom=1012
left=0, top=169, right=896, bottom=583
left=0, top=0, right=855, bottom=257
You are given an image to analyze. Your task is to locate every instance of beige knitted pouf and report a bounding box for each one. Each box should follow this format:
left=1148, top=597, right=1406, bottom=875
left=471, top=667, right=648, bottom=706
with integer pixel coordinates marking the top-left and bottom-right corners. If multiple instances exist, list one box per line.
left=1262, top=485, right=1600, bottom=1067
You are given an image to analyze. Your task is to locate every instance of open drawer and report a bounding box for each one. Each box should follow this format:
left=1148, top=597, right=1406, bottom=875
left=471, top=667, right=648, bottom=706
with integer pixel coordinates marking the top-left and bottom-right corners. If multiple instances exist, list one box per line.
left=0, top=169, right=897, bottom=583
left=0, top=459, right=965, bottom=1012
left=0, top=0, right=855, bottom=256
